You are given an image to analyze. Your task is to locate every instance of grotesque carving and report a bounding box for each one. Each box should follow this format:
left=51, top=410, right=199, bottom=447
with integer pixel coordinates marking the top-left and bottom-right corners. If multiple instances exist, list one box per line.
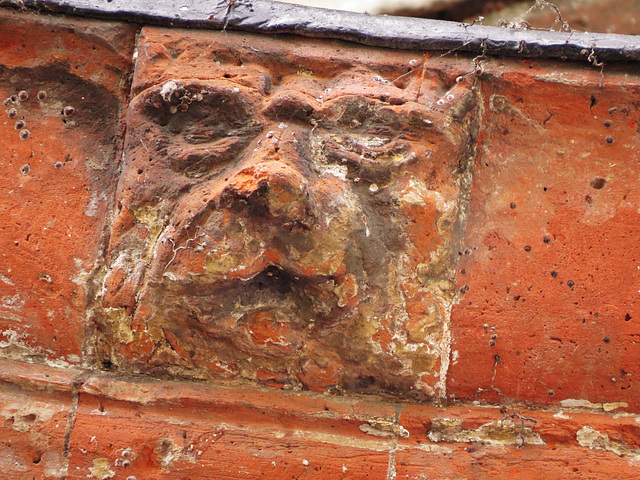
left=94, top=30, right=478, bottom=398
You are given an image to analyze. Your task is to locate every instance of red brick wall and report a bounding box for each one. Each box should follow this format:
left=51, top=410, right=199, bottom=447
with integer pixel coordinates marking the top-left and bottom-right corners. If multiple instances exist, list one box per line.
left=1, top=8, right=639, bottom=480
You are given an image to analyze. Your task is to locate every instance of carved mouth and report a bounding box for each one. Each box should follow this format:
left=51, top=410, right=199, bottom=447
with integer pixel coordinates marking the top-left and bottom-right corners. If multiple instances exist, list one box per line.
left=155, top=262, right=347, bottom=329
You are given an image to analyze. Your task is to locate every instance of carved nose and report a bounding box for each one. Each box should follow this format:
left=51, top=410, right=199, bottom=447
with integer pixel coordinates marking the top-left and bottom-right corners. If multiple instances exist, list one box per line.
left=221, top=162, right=313, bottom=226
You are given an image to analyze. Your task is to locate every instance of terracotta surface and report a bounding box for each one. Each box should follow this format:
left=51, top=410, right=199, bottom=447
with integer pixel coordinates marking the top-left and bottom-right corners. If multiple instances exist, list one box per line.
left=0, top=10, right=136, bottom=366
left=1, top=6, right=640, bottom=480
left=2, top=359, right=640, bottom=480
left=92, top=27, right=481, bottom=399
left=448, top=59, right=640, bottom=411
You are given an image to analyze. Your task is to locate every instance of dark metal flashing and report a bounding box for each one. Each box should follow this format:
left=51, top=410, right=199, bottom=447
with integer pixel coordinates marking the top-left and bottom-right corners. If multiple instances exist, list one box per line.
left=1, top=0, right=640, bottom=62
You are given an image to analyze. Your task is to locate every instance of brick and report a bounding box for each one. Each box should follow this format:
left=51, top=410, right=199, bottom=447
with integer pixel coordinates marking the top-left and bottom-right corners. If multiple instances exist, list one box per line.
left=0, top=378, right=73, bottom=479
left=0, top=10, right=136, bottom=365
left=67, top=388, right=394, bottom=479
left=395, top=443, right=640, bottom=480
left=397, top=402, right=640, bottom=479
left=448, top=59, right=640, bottom=410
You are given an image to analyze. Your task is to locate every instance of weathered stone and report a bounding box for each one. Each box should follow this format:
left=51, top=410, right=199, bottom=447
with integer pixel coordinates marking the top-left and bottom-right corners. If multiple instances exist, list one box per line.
left=90, top=28, right=480, bottom=399
left=0, top=10, right=136, bottom=366
left=63, top=370, right=640, bottom=480
left=2, top=4, right=640, bottom=479
left=0, top=360, right=77, bottom=480
left=67, top=381, right=396, bottom=480
left=448, top=58, right=640, bottom=410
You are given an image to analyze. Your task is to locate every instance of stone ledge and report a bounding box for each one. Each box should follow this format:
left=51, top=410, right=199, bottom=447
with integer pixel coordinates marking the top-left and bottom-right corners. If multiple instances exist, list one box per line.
left=1, top=358, right=640, bottom=479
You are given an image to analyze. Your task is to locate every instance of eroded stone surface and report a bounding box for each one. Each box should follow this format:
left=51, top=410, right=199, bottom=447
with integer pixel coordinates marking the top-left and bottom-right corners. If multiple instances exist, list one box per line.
left=0, top=382, right=72, bottom=480
left=448, top=59, right=640, bottom=410
left=0, top=10, right=136, bottom=365
left=90, top=29, right=480, bottom=398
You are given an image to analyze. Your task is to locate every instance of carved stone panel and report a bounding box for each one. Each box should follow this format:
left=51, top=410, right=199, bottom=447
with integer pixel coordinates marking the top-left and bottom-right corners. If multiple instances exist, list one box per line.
left=92, top=28, right=479, bottom=398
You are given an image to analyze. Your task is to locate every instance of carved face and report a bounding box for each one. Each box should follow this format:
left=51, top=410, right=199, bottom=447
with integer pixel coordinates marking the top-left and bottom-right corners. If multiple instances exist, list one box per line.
left=99, top=32, right=475, bottom=398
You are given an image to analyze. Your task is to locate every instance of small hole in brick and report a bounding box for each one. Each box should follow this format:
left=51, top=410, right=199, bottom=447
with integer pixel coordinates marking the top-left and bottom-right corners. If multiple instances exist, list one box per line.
left=14, top=120, right=25, bottom=130
left=54, top=162, right=63, bottom=169
left=488, top=341, right=496, bottom=347
left=18, top=90, right=28, bottom=101
left=547, top=389, right=555, bottom=396
left=510, top=202, right=516, bottom=209
left=19, top=129, right=30, bottom=140
left=603, top=119, right=613, bottom=128
left=543, top=236, right=551, bottom=243
left=491, top=334, right=498, bottom=340
left=605, top=136, right=615, bottom=144
left=22, top=413, right=37, bottom=423
left=20, top=164, right=30, bottom=175
left=625, top=313, right=631, bottom=321
left=63, top=106, right=75, bottom=117
left=590, top=178, right=606, bottom=189
left=137, top=168, right=144, bottom=175
left=524, top=246, right=531, bottom=252
left=494, top=354, right=501, bottom=362
left=608, top=107, right=617, bottom=115
left=567, top=280, right=575, bottom=288
left=7, top=108, right=17, bottom=118
left=37, top=90, right=47, bottom=101
left=551, top=270, right=558, bottom=277
left=603, top=337, right=610, bottom=343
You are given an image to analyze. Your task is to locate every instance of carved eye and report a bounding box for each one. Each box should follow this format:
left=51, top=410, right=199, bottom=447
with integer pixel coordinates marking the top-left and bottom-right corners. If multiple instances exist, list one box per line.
left=142, top=84, right=261, bottom=177
left=326, top=132, right=409, bottom=161
left=329, top=133, right=393, bottom=156
left=165, top=136, right=249, bottom=178
left=322, top=132, right=412, bottom=185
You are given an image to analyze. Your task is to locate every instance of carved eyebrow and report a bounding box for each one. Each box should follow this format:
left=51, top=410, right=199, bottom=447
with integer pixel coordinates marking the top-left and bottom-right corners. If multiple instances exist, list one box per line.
left=318, top=97, right=401, bottom=129
left=142, top=85, right=257, bottom=131
left=320, top=97, right=439, bottom=134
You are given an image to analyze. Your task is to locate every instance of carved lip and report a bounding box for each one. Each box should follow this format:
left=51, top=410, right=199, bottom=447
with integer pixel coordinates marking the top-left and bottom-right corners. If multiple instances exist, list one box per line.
left=157, top=261, right=345, bottom=327
left=160, top=246, right=341, bottom=290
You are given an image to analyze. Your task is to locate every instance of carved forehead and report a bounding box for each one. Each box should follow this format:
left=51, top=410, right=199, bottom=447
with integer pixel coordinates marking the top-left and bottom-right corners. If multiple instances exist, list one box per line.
left=134, top=29, right=425, bottom=99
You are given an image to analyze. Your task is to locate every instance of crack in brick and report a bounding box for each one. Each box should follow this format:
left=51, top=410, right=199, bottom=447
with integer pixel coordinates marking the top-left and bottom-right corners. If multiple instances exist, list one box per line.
left=61, top=371, right=90, bottom=480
